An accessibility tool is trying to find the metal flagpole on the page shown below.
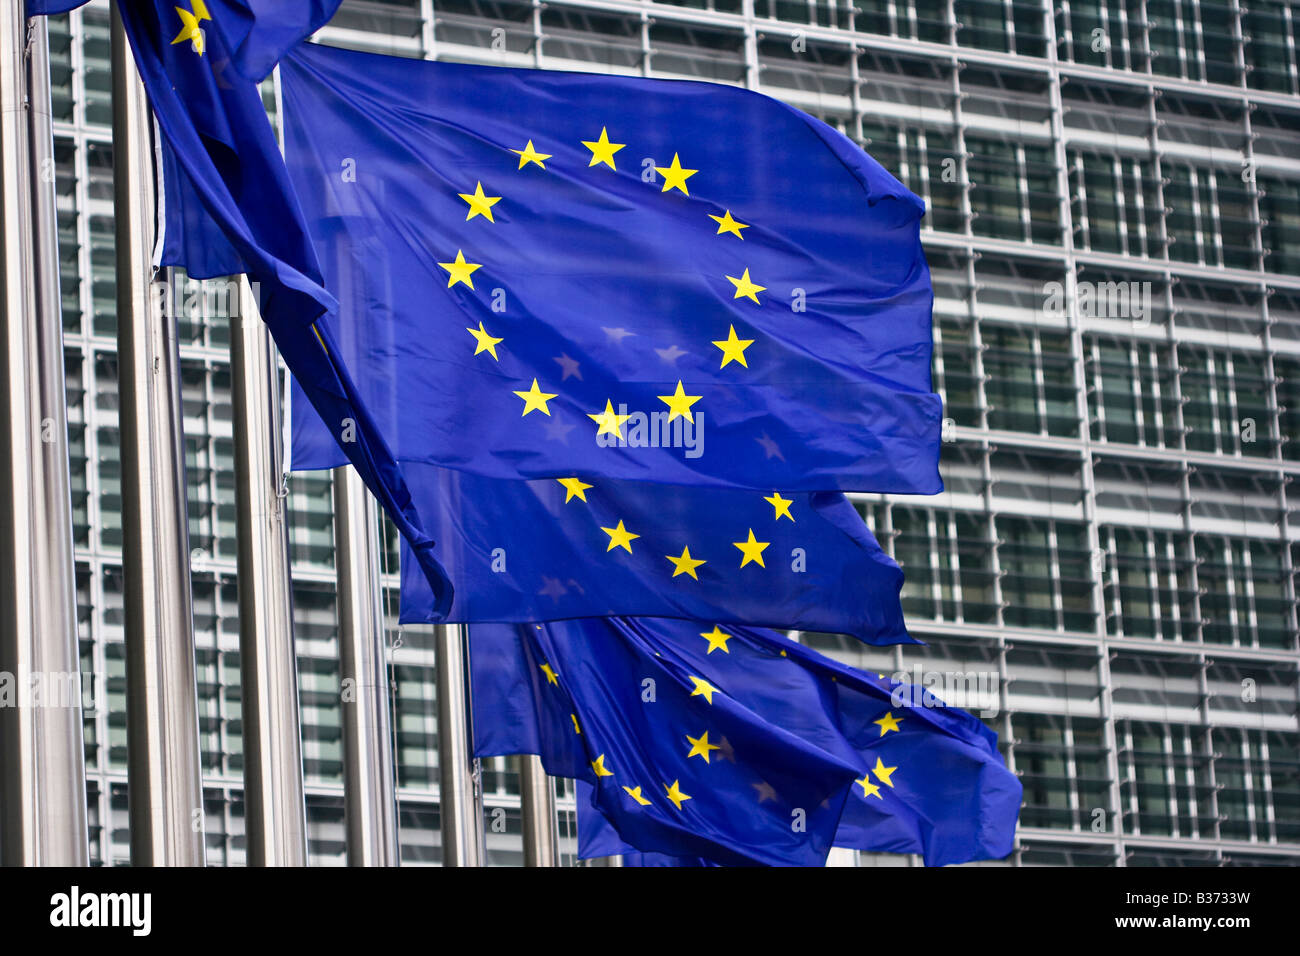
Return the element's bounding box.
[110,3,206,867]
[231,278,308,866]
[519,755,557,866]
[334,465,400,866]
[0,6,89,867]
[323,191,400,866]
[437,623,484,865]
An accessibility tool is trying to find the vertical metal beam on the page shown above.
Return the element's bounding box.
[1043,4,1128,866]
[334,465,400,866]
[231,278,307,866]
[437,623,483,866]
[111,3,206,867]
[519,754,557,866]
[0,6,89,867]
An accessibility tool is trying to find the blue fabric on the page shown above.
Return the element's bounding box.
[28,2,341,80]
[395,463,911,643]
[471,620,858,866]
[118,0,452,614]
[575,784,717,867]
[26,0,88,14]
[280,42,942,494]
[199,1,343,80]
[473,617,1022,867]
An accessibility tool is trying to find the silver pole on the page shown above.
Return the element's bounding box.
[0,7,89,867]
[110,3,205,867]
[436,623,483,866]
[334,465,400,866]
[231,278,308,866]
[519,755,557,867]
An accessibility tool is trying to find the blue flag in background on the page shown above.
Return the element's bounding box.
[472,617,1022,867]
[111,0,453,613]
[280,42,941,494]
[194,1,344,80]
[29,1,333,81]
[472,619,859,866]
[395,463,911,643]
[26,0,88,14]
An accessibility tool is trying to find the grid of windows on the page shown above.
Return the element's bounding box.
[41,0,1300,865]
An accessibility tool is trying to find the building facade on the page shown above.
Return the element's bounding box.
[46,0,1299,865]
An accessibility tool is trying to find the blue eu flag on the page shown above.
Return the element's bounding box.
[472,619,858,866]
[280,42,941,495]
[393,463,911,643]
[111,0,453,613]
[26,1,88,14]
[30,1,337,81]
[472,617,1022,867]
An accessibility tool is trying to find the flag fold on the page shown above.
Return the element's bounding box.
[472,617,1022,867]
[115,0,452,614]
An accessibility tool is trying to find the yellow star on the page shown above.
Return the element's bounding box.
[438,249,481,290]
[872,757,898,788]
[465,321,503,360]
[570,713,581,735]
[588,399,631,438]
[712,325,754,369]
[688,676,718,704]
[656,380,702,424]
[686,730,721,763]
[458,181,501,222]
[764,492,795,522]
[855,774,883,800]
[666,545,706,580]
[513,378,557,417]
[733,529,770,568]
[727,268,766,304]
[556,477,593,503]
[539,662,559,685]
[600,519,639,554]
[582,127,625,169]
[699,625,731,654]
[511,139,551,170]
[654,153,698,195]
[709,209,749,239]
[171,1,210,55]
[591,754,614,777]
[623,785,652,806]
[663,780,692,810]
[874,711,903,736]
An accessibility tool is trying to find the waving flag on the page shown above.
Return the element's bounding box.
[110,0,452,613]
[472,620,858,866]
[394,463,910,643]
[280,42,941,494]
[472,617,1022,867]
[29,1,336,81]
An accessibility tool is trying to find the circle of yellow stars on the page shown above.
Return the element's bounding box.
[436,124,772,445]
